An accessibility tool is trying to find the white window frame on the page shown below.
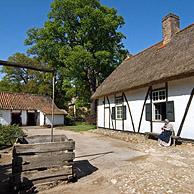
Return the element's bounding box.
[152,89,166,102]
[116,106,123,119]
[152,89,167,121]
[115,96,123,120]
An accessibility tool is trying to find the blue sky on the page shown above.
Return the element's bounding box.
[0,0,194,60]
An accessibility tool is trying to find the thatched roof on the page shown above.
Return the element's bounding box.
[0,92,67,115]
[92,23,194,99]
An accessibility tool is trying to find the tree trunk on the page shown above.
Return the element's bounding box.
[89,74,97,124]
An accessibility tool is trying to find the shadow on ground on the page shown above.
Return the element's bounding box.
[74,160,98,179]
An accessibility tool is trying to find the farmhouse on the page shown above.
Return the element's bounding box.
[0,92,67,126]
[92,13,194,140]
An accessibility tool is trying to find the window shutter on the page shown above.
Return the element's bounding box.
[145,103,151,121]
[122,106,127,120]
[166,101,175,122]
[111,107,115,120]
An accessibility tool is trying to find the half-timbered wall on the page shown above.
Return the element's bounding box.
[97,76,194,139]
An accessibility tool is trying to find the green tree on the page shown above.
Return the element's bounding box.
[0,53,52,96]
[25,0,128,113]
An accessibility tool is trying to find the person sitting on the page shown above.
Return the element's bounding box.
[158,119,174,147]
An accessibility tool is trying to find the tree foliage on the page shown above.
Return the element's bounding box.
[25,0,128,111]
[0,53,53,95]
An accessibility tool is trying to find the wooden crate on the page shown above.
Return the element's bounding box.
[12,135,75,189]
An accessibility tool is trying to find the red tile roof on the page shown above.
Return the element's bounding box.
[0,92,67,115]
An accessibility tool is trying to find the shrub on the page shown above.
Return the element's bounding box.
[0,125,24,147]
[64,115,76,126]
[85,114,97,125]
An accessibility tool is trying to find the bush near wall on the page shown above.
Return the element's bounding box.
[0,125,24,148]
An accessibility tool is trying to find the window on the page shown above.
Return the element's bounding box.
[115,96,123,104]
[154,102,166,121]
[146,88,175,122]
[116,106,123,119]
[152,89,166,121]
[152,89,166,101]
[112,96,127,120]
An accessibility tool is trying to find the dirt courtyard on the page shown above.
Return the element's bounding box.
[1,127,194,194]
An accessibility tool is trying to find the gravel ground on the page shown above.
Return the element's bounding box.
[1,127,194,194]
[92,128,194,194]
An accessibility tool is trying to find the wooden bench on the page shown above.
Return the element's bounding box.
[144,132,180,146]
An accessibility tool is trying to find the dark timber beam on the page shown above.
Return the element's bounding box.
[104,96,105,128]
[123,92,135,132]
[114,94,116,130]
[107,97,114,129]
[138,86,151,133]
[122,93,124,130]
[150,86,153,132]
[0,60,54,73]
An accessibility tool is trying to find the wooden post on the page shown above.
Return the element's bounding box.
[150,86,153,132]
[51,74,55,142]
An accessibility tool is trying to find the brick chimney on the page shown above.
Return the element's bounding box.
[162,13,180,45]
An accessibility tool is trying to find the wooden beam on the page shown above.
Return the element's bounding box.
[138,87,151,133]
[122,93,124,130]
[150,87,153,132]
[104,96,105,128]
[123,92,135,132]
[14,141,75,154]
[0,60,54,73]
[107,96,114,129]
[13,152,75,172]
[13,166,72,185]
[114,94,116,130]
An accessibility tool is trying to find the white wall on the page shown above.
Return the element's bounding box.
[0,110,11,125]
[97,76,194,139]
[45,114,64,126]
[39,112,45,126]
[21,111,27,125]
[97,98,104,128]
[97,89,150,132]
[168,77,194,139]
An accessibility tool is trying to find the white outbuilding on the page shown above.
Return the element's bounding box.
[92,13,194,140]
[0,92,67,126]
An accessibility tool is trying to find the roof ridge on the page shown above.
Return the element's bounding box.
[125,23,194,62]
[0,91,49,98]
[92,20,194,99]
[176,23,194,35]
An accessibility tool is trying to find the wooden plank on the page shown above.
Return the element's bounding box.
[33,175,69,185]
[13,152,75,172]
[13,166,72,185]
[14,141,75,154]
[25,135,68,144]
[21,166,73,181]
[23,166,72,180]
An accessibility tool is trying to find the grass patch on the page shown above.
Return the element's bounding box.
[64,122,96,132]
